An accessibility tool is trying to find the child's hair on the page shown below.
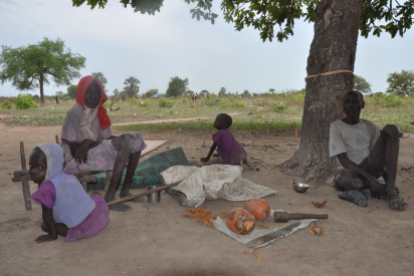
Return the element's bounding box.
[216,113,232,129]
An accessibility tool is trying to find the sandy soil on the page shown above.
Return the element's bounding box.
[1,125,414,276]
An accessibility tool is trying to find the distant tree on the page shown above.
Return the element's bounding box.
[124,76,140,97]
[55,91,64,97]
[242,90,250,97]
[165,76,189,97]
[199,90,208,97]
[119,91,127,101]
[386,70,414,96]
[353,75,372,94]
[184,90,193,97]
[91,72,107,85]
[113,89,119,97]
[269,88,276,94]
[0,38,85,104]
[145,89,158,98]
[219,87,226,96]
[67,84,78,98]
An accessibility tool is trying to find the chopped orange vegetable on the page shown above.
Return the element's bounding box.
[219,211,229,218]
[183,206,216,227]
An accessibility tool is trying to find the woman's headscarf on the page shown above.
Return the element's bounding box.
[75,76,111,130]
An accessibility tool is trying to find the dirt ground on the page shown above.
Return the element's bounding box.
[1,125,413,276]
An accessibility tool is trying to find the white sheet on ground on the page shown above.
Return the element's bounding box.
[161,165,277,207]
[212,209,317,247]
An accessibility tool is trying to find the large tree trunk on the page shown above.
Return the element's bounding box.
[39,74,44,104]
[278,0,364,185]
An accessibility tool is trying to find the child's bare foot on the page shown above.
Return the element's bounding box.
[120,191,145,203]
[104,193,132,212]
[245,158,254,171]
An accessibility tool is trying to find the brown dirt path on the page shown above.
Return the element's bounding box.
[1,125,414,275]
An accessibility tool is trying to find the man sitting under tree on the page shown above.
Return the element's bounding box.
[329,91,407,211]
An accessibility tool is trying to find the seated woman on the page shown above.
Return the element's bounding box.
[61,75,146,212]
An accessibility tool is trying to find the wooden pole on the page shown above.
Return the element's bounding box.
[55,135,59,144]
[107,180,182,206]
[20,142,32,211]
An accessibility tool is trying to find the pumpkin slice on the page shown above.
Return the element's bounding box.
[244,199,270,221]
[226,207,255,235]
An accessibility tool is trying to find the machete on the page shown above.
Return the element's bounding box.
[245,222,300,248]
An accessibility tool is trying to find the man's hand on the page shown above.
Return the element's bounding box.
[200,157,209,164]
[367,176,384,199]
[74,140,92,164]
[35,234,57,243]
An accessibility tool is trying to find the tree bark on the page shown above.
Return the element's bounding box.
[278,0,364,185]
[40,74,44,104]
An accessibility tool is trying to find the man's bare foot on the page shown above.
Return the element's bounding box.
[120,191,145,203]
[104,193,132,212]
[387,193,407,211]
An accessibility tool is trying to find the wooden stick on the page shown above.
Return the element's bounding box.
[20,142,32,211]
[55,135,59,144]
[107,181,182,206]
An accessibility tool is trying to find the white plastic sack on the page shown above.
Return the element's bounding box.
[161,165,277,207]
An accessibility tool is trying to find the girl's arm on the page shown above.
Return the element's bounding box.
[35,204,57,243]
[200,142,217,164]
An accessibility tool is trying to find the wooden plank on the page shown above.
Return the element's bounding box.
[20,142,32,211]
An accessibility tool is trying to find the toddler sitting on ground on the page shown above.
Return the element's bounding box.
[201,113,253,170]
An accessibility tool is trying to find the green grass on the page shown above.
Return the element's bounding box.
[116,120,301,134]
[1,94,413,134]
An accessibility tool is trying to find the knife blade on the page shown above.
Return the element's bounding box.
[245,222,300,248]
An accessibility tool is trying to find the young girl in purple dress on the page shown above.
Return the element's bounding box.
[201,113,253,170]
[29,143,109,243]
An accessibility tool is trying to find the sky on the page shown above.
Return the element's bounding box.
[1,0,413,97]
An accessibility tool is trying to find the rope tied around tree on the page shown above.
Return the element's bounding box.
[305,70,354,82]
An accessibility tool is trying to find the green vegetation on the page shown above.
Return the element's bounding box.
[15,94,38,109]
[0,38,86,104]
[1,93,414,134]
[386,70,414,96]
[354,75,372,94]
[166,76,188,97]
[0,100,12,109]
[158,97,174,108]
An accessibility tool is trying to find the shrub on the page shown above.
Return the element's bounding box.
[15,94,38,109]
[0,100,13,109]
[384,94,404,107]
[273,101,287,112]
[127,97,139,105]
[142,99,153,107]
[158,97,174,108]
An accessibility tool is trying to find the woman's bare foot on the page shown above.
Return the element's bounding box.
[120,191,145,203]
[104,193,132,212]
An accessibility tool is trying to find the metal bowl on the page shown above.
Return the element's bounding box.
[177,191,198,208]
[292,182,310,193]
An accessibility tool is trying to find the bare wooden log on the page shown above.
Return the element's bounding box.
[20,142,32,211]
[13,170,29,178]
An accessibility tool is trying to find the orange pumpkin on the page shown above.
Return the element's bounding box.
[244,199,270,221]
[226,207,255,235]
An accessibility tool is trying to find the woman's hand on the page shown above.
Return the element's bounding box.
[74,140,92,164]
[34,234,57,243]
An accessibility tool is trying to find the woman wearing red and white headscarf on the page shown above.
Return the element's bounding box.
[61,76,146,212]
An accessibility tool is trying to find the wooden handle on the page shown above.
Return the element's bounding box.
[107,181,182,206]
[289,213,329,220]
